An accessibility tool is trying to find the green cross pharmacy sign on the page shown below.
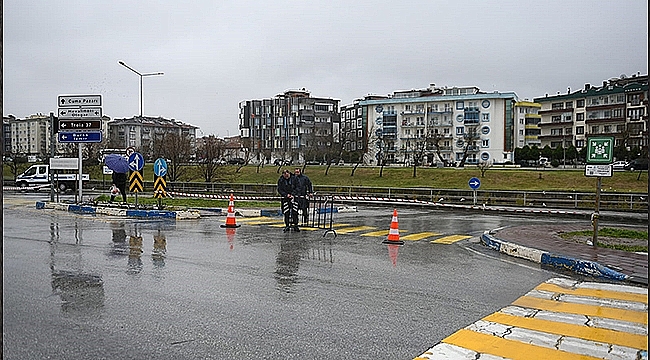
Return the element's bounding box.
[586,137,614,164]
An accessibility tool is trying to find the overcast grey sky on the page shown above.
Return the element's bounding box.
[3,0,648,137]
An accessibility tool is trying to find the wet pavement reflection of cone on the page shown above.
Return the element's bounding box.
[221,193,241,228]
[382,209,404,245]
[387,244,399,267]
[226,228,236,250]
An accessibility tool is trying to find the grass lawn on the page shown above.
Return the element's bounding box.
[5,163,648,193]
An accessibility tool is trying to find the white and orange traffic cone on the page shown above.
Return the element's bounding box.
[221,194,241,228]
[382,209,404,245]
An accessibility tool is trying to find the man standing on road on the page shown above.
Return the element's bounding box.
[277,169,299,232]
[293,167,313,225]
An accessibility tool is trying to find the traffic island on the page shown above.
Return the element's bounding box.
[35,201,201,220]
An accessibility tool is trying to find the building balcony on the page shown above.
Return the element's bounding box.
[401,110,425,115]
[584,116,625,124]
[539,108,569,115]
[428,107,453,113]
[430,121,453,127]
[585,104,624,111]
[464,119,480,125]
[538,120,573,127]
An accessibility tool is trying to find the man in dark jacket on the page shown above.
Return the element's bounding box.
[277,170,299,232]
[110,171,128,203]
[293,167,313,224]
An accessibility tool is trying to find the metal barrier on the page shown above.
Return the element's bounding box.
[303,195,336,237]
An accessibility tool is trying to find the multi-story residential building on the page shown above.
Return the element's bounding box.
[535,74,647,153]
[3,116,14,156]
[107,116,198,160]
[513,101,542,148]
[8,113,52,157]
[355,84,518,165]
[238,89,340,163]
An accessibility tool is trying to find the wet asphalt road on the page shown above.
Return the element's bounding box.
[3,194,591,359]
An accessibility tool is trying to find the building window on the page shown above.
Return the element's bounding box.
[481,126,490,135]
[456,101,464,110]
[456,127,464,135]
[591,126,599,134]
[482,113,490,122]
[551,102,564,110]
[481,152,490,161]
[603,125,611,133]
[576,99,585,107]
[576,113,584,121]
[575,139,584,147]
[565,101,573,109]
[481,139,489,148]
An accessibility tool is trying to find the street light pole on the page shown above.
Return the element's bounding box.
[118,61,164,117]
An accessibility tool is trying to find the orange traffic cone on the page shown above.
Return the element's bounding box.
[221,194,241,228]
[382,209,404,245]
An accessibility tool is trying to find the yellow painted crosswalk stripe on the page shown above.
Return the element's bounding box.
[401,232,439,241]
[513,296,648,325]
[431,235,471,244]
[535,283,649,304]
[236,216,270,222]
[244,219,284,225]
[360,230,390,237]
[442,328,602,360]
[484,312,648,350]
[360,229,410,237]
[336,226,376,234]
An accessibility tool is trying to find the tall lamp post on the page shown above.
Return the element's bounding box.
[118,61,164,117]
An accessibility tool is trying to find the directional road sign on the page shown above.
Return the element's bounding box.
[468,177,481,190]
[128,152,144,172]
[153,158,168,177]
[58,107,102,119]
[586,136,614,164]
[58,131,103,143]
[58,119,102,131]
[58,95,102,107]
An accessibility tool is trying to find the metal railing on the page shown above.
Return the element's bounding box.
[80,181,648,212]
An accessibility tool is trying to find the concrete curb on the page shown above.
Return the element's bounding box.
[480,232,630,282]
[35,201,200,220]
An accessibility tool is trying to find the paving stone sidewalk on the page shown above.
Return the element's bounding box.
[494,224,648,285]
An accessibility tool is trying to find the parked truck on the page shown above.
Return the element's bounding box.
[15,164,90,191]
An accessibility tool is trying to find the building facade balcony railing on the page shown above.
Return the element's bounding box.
[584,116,626,124]
[401,110,425,115]
[539,108,570,115]
[430,121,453,126]
[428,108,453,113]
[538,120,573,127]
[585,104,625,111]
[464,119,480,125]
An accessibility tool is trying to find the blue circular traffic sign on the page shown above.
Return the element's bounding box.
[128,152,144,171]
[468,177,481,190]
[154,158,168,177]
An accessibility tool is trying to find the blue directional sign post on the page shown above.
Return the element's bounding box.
[468,177,481,205]
[153,158,168,206]
[128,152,145,207]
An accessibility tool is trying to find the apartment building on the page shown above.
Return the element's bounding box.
[238,89,340,163]
[107,116,198,160]
[8,114,51,157]
[513,101,542,148]
[355,84,518,165]
[534,74,648,152]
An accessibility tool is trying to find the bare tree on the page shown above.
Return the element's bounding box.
[458,127,480,167]
[477,160,493,177]
[428,132,449,167]
[153,132,193,182]
[197,135,226,182]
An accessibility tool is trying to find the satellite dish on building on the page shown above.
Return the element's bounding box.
[620,74,627,79]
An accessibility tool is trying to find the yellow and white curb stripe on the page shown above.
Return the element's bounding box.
[415,278,648,360]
